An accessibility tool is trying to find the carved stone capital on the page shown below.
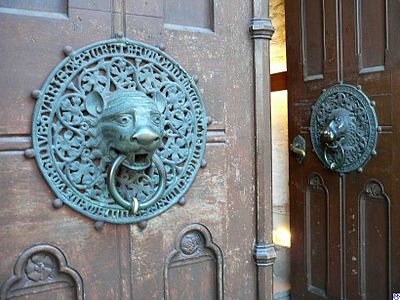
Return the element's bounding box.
[253,243,277,266]
[249,18,275,40]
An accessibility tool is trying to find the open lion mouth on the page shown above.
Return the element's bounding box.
[122,152,152,171]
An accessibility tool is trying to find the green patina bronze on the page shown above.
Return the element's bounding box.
[310,84,378,173]
[32,37,207,223]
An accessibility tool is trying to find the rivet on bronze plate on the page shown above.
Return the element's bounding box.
[31,89,41,100]
[357,85,362,90]
[178,197,186,206]
[62,45,74,57]
[201,159,207,168]
[94,221,105,231]
[207,116,213,126]
[370,100,376,107]
[357,167,363,173]
[24,148,35,159]
[138,221,148,230]
[115,31,124,39]
[158,43,166,51]
[372,149,377,156]
[52,198,63,209]
[192,74,199,83]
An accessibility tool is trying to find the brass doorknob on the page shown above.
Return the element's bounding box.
[290,135,306,164]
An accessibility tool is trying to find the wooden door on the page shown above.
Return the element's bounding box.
[287,0,400,299]
[0,1,274,299]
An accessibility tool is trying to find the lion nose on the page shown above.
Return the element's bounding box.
[131,128,159,145]
[320,129,336,143]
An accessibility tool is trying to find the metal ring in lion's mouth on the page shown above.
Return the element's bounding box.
[122,152,153,171]
[323,142,346,171]
[106,154,167,213]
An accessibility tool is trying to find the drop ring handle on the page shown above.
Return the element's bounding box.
[107,154,167,214]
[323,143,345,170]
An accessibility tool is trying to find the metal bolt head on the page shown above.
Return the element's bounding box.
[24,148,35,159]
[178,197,186,206]
[377,126,382,132]
[192,74,199,83]
[31,89,41,100]
[63,45,74,56]
[115,31,124,39]
[200,159,207,168]
[52,198,63,209]
[370,100,376,107]
[158,43,166,51]
[371,149,377,156]
[94,221,105,231]
[357,167,363,173]
[138,221,148,230]
[207,116,213,126]
[357,85,362,90]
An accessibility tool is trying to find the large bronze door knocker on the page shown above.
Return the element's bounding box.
[31,34,207,224]
[309,84,379,173]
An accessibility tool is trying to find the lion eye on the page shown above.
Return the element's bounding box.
[151,113,161,125]
[114,115,133,126]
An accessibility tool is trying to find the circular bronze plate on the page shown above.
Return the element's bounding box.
[310,84,378,173]
[32,38,207,223]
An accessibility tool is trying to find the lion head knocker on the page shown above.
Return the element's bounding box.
[320,108,356,170]
[85,90,168,213]
[32,37,207,224]
[310,84,378,173]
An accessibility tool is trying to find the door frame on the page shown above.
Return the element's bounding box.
[250,0,277,298]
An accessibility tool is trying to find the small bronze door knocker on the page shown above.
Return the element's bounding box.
[31,34,207,224]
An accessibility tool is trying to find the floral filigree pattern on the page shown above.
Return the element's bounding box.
[33,38,207,223]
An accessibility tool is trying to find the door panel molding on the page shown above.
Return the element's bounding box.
[163,223,223,300]
[300,0,325,81]
[305,173,329,297]
[0,244,84,300]
[355,0,388,73]
[359,179,391,300]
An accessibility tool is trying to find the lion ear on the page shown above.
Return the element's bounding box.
[86,90,105,116]
[154,91,167,113]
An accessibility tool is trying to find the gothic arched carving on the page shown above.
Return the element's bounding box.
[164,223,223,299]
[0,244,83,300]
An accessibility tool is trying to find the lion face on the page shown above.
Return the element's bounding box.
[86,90,166,170]
[320,108,355,144]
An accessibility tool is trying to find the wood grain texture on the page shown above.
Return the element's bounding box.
[0,0,264,299]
